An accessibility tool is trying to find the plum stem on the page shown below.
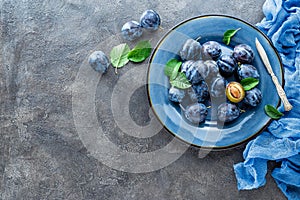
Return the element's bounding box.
[179,103,186,112]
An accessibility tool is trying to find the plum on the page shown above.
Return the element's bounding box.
[140,10,161,31]
[188,81,209,103]
[179,39,202,61]
[121,21,143,41]
[201,41,222,60]
[217,54,238,77]
[237,64,260,80]
[217,103,240,123]
[233,44,254,64]
[168,86,185,103]
[184,103,208,124]
[244,88,262,107]
[88,51,110,73]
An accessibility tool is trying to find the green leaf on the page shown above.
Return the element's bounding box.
[110,43,130,68]
[223,28,241,45]
[264,104,284,119]
[241,77,259,91]
[164,58,181,77]
[170,62,182,80]
[170,72,191,89]
[127,40,152,62]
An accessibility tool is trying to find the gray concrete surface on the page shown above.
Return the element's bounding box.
[0,0,287,199]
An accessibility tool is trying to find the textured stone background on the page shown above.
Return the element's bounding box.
[0,0,286,199]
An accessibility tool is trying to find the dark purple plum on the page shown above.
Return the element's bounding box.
[88,51,110,73]
[237,64,260,80]
[188,81,209,103]
[204,60,219,78]
[140,10,161,31]
[217,54,238,77]
[244,88,262,107]
[209,74,226,98]
[121,21,143,41]
[184,103,208,124]
[201,41,222,60]
[181,60,194,73]
[184,62,204,84]
[233,44,254,64]
[192,60,209,80]
[168,86,185,103]
[217,103,240,123]
[179,39,202,61]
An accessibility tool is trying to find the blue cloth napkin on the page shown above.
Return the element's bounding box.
[233,0,300,199]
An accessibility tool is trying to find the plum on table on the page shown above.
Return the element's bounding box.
[140,9,161,31]
[88,51,110,73]
[121,20,143,41]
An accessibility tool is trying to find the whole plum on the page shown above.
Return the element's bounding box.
[209,74,226,98]
[217,103,240,123]
[201,41,222,60]
[88,51,110,73]
[181,60,194,74]
[168,86,185,103]
[233,44,254,64]
[191,60,209,80]
[121,21,143,41]
[244,88,262,107]
[140,10,161,31]
[237,64,260,80]
[188,81,209,103]
[217,54,237,77]
[179,39,202,61]
[184,103,208,124]
[204,60,219,78]
[184,61,203,84]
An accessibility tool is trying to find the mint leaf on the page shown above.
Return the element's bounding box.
[170,62,182,80]
[110,43,130,68]
[127,40,152,62]
[223,28,241,45]
[241,77,259,91]
[164,58,181,77]
[264,104,284,119]
[170,72,191,89]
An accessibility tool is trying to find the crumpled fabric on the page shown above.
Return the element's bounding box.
[233,0,300,199]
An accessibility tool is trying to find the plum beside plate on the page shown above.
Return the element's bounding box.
[147,15,283,149]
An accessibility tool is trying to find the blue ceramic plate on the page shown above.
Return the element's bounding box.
[147,15,284,149]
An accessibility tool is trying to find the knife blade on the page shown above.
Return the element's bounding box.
[255,38,292,111]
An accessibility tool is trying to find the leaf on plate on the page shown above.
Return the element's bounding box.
[127,40,152,62]
[170,62,182,81]
[164,58,181,77]
[110,43,130,68]
[241,77,259,91]
[264,104,284,119]
[223,28,241,45]
[170,72,191,89]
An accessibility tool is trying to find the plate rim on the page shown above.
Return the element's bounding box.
[146,14,284,150]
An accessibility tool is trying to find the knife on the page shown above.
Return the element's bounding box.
[255,38,293,111]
